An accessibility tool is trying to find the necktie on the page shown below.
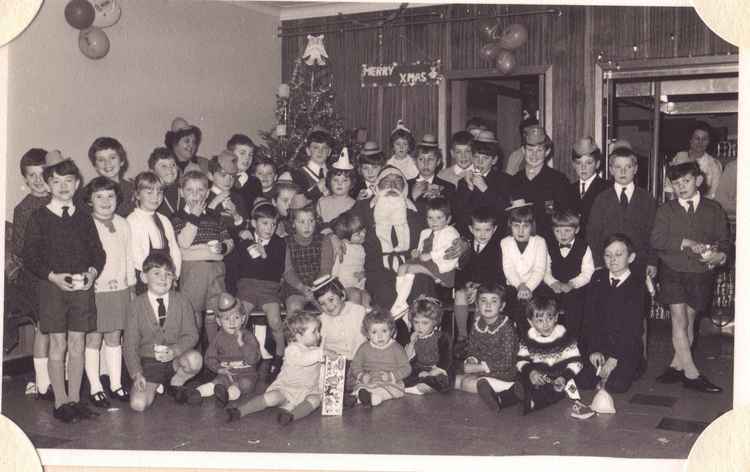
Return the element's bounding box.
[687,200,695,216]
[62,206,71,219]
[610,278,619,288]
[580,181,586,198]
[422,231,435,254]
[619,189,628,209]
[152,213,168,250]
[157,298,166,327]
[475,241,481,252]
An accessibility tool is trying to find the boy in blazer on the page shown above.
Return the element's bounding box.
[568,137,608,238]
[124,253,203,411]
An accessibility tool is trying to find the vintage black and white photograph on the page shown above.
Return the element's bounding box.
[0,0,742,469]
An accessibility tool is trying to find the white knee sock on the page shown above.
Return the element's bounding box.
[104,345,123,390]
[228,385,241,401]
[197,382,215,397]
[84,348,104,394]
[33,357,50,393]
[391,274,414,316]
[99,345,109,377]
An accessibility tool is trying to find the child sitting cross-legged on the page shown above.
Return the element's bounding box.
[124,253,203,411]
[517,295,583,415]
[403,296,454,395]
[188,293,261,406]
[226,312,324,426]
[455,284,520,414]
[346,310,411,408]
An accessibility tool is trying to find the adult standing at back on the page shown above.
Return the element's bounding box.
[510,125,571,240]
[164,117,210,176]
[666,122,722,199]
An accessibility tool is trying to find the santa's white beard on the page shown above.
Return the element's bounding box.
[373,194,408,226]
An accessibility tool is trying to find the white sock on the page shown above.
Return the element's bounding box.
[99,345,109,377]
[405,385,426,395]
[197,382,215,397]
[33,357,51,393]
[228,385,241,401]
[104,345,123,391]
[85,348,104,394]
[391,274,414,315]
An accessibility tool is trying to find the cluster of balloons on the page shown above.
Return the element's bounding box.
[478,22,528,75]
[64,0,121,60]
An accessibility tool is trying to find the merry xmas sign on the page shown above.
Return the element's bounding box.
[361,60,442,88]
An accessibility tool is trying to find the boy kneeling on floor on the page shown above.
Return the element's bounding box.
[124,253,203,412]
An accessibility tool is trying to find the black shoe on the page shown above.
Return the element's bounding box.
[267,356,284,381]
[214,384,229,407]
[476,379,502,413]
[498,389,521,408]
[656,367,685,384]
[109,387,129,402]
[357,389,372,408]
[683,375,723,393]
[185,388,203,406]
[343,394,358,409]
[226,407,241,423]
[52,403,80,423]
[89,391,111,409]
[70,402,99,419]
[172,386,189,403]
[36,388,55,402]
[277,410,294,426]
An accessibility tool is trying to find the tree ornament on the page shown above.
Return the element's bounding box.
[495,49,516,74]
[498,23,528,50]
[65,0,95,30]
[91,0,121,28]
[302,34,329,66]
[79,26,110,59]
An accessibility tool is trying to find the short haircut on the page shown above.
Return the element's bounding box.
[603,232,634,255]
[332,211,365,240]
[359,150,386,167]
[227,133,255,150]
[361,309,396,338]
[253,156,277,173]
[476,283,507,305]
[451,130,474,150]
[389,129,416,154]
[307,130,334,148]
[134,171,164,192]
[43,159,80,182]
[20,148,47,176]
[142,252,176,274]
[179,170,209,189]
[289,203,317,224]
[82,176,123,208]
[470,206,497,226]
[551,209,581,229]
[325,167,355,190]
[426,196,451,219]
[409,297,442,325]
[507,206,536,234]
[312,277,346,301]
[473,141,500,159]
[251,200,279,220]
[283,312,320,343]
[416,146,443,169]
[147,147,176,170]
[571,148,602,163]
[88,137,128,176]
[666,161,702,181]
[207,156,225,174]
[609,147,638,167]
[691,121,712,138]
[525,294,559,320]
[164,126,202,151]
[272,180,299,199]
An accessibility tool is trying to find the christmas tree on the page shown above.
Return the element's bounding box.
[258,35,347,170]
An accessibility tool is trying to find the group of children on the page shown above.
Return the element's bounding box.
[10,116,730,426]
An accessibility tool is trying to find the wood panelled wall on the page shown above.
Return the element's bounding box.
[281,5,737,180]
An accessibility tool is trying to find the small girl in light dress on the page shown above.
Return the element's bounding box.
[331,211,369,308]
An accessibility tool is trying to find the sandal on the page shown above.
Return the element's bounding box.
[89,391,111,409]
[110,387,130,402]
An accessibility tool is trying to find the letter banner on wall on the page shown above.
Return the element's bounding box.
[360,60,442,88]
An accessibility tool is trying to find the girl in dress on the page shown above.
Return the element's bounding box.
[316,151,356,223]
[403,296,454,394]
[83,177,135,407]
[227,312,323,425]
[330,211,369,308]
[386,120,418,180]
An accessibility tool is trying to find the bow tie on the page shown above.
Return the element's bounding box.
[559,243,572,249]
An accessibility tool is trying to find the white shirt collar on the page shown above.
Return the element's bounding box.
[678,192,701,212]
[147,291,169,320]
[237,172,248,187]
[306,161,325,176]
[581,174,597,187]
[614,182,635,199]
[417,174,434,183]
[47,199,76,217]
[608,269,631,286]
[255,232,271,245]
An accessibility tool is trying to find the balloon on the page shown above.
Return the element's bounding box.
[495,49,516,75]
[91,0,121,28]
[79,27,110,60]
[499,23,528,50]
[479,42,502,62]
[477,18,498,41]
[64,0,95,30]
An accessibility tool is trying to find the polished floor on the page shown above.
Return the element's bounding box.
[1,322,733,458]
